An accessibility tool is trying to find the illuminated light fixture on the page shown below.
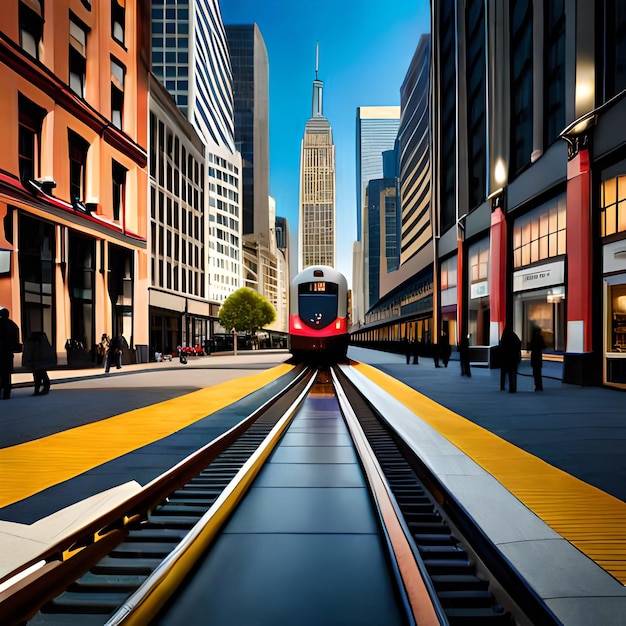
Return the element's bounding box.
[494,160,507,186]
[292,319,303,330]
[335,320,342,330]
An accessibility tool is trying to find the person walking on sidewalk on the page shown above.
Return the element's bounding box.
[459,334,471,377]
[500,325,522,392]
[440,329,451,367]
[402,337,411,364]
[105,334,123,373]
[22,331,55,395]
[411,338,419,364]
[0,308,21,399]
[530,326,545,391]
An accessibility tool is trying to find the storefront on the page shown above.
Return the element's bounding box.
[602,240,626,387]
[467,239,490,346]
[512,260,566,352]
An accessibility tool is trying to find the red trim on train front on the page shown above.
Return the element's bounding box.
[289,314,347,337]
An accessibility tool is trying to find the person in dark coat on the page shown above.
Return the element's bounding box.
[402,337,411,364]
[105,334,123,373]
[0,308,21,399]
[530,326,545,391]
[22,331,55,395]
[440,329,451,367]
[411,338,419,364]
[459,334,471,377]
[500,325,522,392]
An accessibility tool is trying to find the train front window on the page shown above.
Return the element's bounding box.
[298,282,338,329]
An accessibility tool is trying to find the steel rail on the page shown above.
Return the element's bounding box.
[0,365,313,625]
[104,368,317,625]
[331,366,446,626]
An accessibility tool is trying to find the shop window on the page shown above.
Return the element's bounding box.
[112,0,126,45]
[608,284,626,353]
[20,0,43,60]
[112,160,127,222]
[601,176,626,237]
[68,130,89,204]
[69,16,87,98]
[111,57,125,129]
[513,196,566,268]
[18,94,46,184]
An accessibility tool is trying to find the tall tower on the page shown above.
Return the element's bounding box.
[298,44,336,271]
[151,0,242,303]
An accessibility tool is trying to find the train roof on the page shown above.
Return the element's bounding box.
[292,265,347,285]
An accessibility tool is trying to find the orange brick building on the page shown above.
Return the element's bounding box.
[0,0,150,365]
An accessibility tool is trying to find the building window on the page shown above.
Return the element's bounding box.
[544,0,566,145]
[69,16,87,98]
[111,57,125,129]
[18,94,46,184]
[112,161,127,222]
[510,0,533,176]
[602,0,626,100]
[19,0,43,60]
[466,0,487,210]
[513,195,566,268]
[68,130,89,204]
[112,0,125,45]
[601,176,626,237]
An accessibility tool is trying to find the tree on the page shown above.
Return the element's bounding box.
[218,287,276,334]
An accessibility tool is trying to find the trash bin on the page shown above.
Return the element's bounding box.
[135,344,149,364]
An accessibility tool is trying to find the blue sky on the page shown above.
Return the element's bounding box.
[219,0,431,284]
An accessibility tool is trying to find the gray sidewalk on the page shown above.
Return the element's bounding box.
[347,346,626,504]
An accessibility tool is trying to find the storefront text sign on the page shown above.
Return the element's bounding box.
[513,260,564,292]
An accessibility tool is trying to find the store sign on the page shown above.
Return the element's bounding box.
[513,260,564,292]
[470,280,489,299]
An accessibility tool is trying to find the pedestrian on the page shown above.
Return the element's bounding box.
[402,337,411,364]
[0,307,21,399]
[22,331,55,395]
[499,325,522,392]
[530,326,545,391]
[105,334,123,373]
[459,334,471,377]
[97,333,109,366]
[433,338,441,367]
[412,338,419,364]
[440,329,451,367]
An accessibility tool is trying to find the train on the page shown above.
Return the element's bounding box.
[289,265,350,361]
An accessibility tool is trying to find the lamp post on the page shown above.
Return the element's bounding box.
[233,328,237,356]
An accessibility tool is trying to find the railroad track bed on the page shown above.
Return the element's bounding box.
[1,365,558,625]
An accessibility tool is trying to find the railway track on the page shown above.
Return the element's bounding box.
[1,365,559,625]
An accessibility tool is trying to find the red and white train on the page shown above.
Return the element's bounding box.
[289,265,349,361]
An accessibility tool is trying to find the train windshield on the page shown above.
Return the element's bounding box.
[298,282,338,329]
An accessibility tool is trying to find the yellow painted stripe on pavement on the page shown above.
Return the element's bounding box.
[353,361,626,584]
[0,364,293,508]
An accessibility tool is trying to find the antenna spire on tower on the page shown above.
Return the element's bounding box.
[315,41,319,79]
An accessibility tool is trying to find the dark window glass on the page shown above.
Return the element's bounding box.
[68,130,89,203]
[510,0,533,176]
[602,0,626,99]
[112,0,125,45]
[18,94,46,184]
[545,0,565,144]
[112,161,127,222]
[69,17,87,98]
[19,1,43,60]
[466,0,487,210]
[298,282,339,330]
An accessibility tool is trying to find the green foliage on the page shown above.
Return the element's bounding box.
[218,287,276,334]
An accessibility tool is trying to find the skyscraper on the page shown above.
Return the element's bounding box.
[298,45,336,271]
[356,106,401,242]
[151,0,242,304]
[226,24,269,238]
